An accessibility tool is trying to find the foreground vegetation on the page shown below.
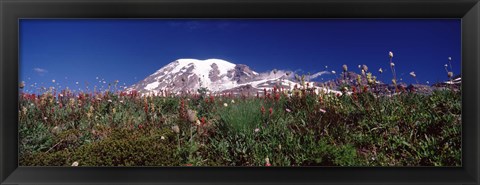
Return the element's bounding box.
[19,83,461,166]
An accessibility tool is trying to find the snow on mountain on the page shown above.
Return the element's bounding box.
[129,58,343,96]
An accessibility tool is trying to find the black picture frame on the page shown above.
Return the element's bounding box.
[1,0,479,184]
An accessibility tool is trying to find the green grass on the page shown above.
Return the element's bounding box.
[18,88,461,166]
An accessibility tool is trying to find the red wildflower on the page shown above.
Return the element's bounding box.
[261,106,265,115]
[138,124,143,129]
[209,95,214,103]
[274,93,280,101]
[363,86,368,93]
[269,107,273,116]
[144,102,149,113]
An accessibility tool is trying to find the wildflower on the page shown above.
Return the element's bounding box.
[231,99,235,104]
[390,62,395,67]
[52,79,56,83]
[358,65,361,69]
[261,106,265,115]
[119,100,124,103]
[426,81,430,84]
[107,99,112,103]
[161,136,166,140]
[43,117,47,121]
[319,108,326,113]
[378,68,383,74]
[269,107,273,116]
[409,71,416,78]
[448,57,452,61]
[265,157,271,166]
[285,108,291,113]
[71,161,79,166]
[138,124,143,129]
[254,128,260,133]
[172,125,180,134]
[196,120,201,126]
[361,69,366,76]
[389,51,394,58]
[448,72,453,78]
[331,70,336,74]
[76,82,79,85]
[444,64,448,68]
[342,64,348,72]
[223,103,228,107]
[363,86,369,93]
[112,108,116,114]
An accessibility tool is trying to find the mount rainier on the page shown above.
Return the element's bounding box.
[128,58,339,96]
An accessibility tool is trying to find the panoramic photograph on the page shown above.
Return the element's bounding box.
[18,19,461,167]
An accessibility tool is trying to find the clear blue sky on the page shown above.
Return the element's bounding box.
[20,19,461,93]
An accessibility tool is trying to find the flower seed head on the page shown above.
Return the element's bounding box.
[187,109,198,123]
[71,161,79,166]
[448,72,453,78]
[19,81,25,89]
[362,64,368,72]
[389,51,394,58]
[409,71,416,78]
[172,125,180,134]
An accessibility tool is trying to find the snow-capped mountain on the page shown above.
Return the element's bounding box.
[128,58,341,96]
